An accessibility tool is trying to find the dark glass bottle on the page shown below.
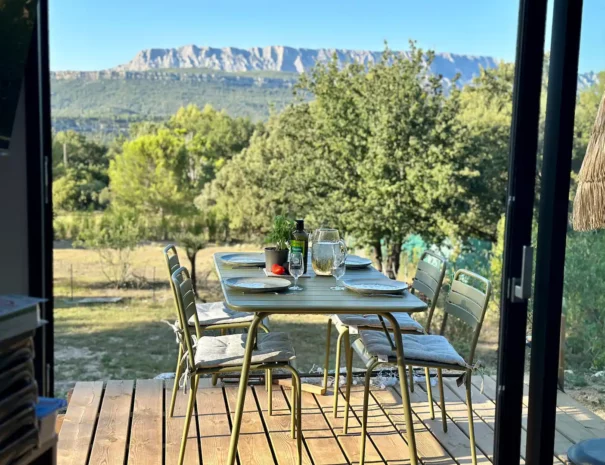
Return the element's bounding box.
[291,219,309,273]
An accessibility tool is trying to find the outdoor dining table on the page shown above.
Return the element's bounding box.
[214,252,428,465]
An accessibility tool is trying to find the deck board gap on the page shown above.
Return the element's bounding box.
[124,381,136,465]
[279,386,316,465]
[335,387,391,465]
[312,389,366,465]
[85,382,106,465]
[391,383,493,464]
[220,386,240,465]
[367,388,460,465]
[414,380,497,462]
[251,384,280,464]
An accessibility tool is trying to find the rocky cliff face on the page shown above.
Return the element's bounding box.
[108,45,499,86]
[54,45,598,90]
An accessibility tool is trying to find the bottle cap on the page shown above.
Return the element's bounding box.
[296,219,304,231]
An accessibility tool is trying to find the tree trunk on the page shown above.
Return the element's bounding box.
[160,209,168,241]
[371,240,383,272]
[188,251,198,297]
[385,240,402,280]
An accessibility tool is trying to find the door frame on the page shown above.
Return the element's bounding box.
[526,0,584,463]
[25,0,54,397]
[494,0,548,463]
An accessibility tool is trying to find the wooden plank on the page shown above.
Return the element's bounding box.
[128,379,163,465]
[419,380,495,462]
[392,384,492,465]
[314,387,384,464]
[553,390,605,437]
[298,390,348,465]
[346,385,411,464]
[224,385,276,465]
[165,382,200,465]
[197,387,232,465]
[88,380,133,465]
[370,386,457,465]
[519,375,605,439]
[58,381,104,465]
[255,385,313,465]
[470,376,564,464]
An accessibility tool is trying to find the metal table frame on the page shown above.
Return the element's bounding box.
[214,252,428,465]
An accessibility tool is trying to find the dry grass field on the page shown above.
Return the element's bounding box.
[53,242,500,398]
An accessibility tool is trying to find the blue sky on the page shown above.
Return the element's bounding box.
[50,0,604,73]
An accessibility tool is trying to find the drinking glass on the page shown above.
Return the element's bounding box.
[330,244,347,290]
[289,251,304,291]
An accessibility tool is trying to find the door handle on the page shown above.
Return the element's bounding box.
[511,246,533,302]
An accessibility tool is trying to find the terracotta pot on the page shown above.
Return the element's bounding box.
[264,247,289,270]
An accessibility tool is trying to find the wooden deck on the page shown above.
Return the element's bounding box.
[57,375,604,465]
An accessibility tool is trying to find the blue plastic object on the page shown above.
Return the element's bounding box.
[568,439,605,465]
[35,397,67,419]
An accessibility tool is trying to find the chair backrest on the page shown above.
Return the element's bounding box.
[411,250,447,330]
[171,266,201,368]
[443,269,491,364]
[163,244,181,280]
[163,245,190,329]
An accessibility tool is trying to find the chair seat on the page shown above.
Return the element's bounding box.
[331,313,424,333]
[354,331,467,368]
[194,332,295,369]
[188,301,255,327]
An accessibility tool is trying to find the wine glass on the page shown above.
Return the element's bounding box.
[289,251,304,291]
[330,244,347,290]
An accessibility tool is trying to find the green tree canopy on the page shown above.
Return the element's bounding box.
[108,129,191,237]
[168,104,257,189]
[52,130,109,211]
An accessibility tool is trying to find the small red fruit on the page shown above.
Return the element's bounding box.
[271,264,286,275]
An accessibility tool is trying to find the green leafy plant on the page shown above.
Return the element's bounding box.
[266,216,294,251]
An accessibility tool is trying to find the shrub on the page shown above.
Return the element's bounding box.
[563,230,605,370]
[75,211,141,288]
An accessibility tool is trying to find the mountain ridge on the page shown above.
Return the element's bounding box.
[105,45,502,88]
[50,44,600,138]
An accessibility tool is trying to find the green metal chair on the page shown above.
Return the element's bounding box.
[163,244,271,417]
[171,266,302,465]
[349,269,491,465]
[322,250,447,421]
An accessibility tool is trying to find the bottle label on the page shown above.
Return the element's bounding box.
[291,240,306,255]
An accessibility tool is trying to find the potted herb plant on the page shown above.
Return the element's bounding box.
[265,216,294,270]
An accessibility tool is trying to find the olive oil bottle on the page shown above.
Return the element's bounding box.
[291,219,309,273]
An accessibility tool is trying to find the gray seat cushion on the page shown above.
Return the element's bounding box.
[188,301,255,326]
[357,331,467,367]
[194,332,295,368]
[331,313,424,333]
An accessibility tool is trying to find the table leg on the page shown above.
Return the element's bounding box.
[226,313,267,465]
[380,312,418,465]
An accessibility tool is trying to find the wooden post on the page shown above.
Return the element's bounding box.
[152,267,156,303]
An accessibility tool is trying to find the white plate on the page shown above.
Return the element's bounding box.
[345,255,373,269]
[342,278,408,295]
[221,253,265,267]
[224,277,292,293]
